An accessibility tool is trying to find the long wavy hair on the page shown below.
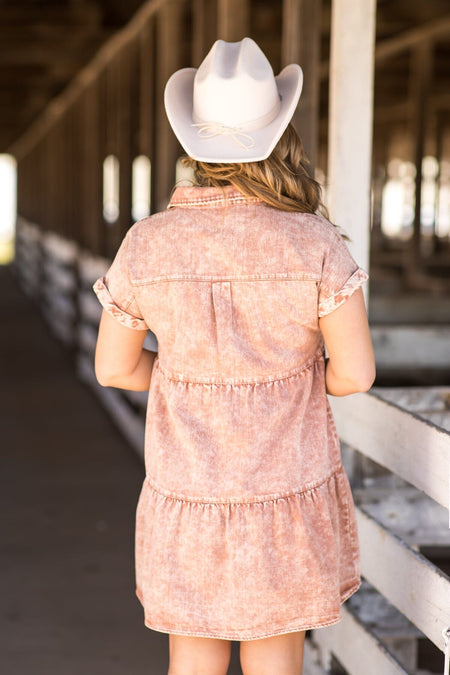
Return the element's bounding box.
[182,123,329,218]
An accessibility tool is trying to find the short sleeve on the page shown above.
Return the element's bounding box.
[93,233,148,330]
[318,228,369,318]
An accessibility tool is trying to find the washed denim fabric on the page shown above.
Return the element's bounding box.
[93,185,368,640]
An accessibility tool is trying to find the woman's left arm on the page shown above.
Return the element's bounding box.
[95,310,156,391]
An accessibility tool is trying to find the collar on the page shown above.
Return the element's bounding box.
[167,185,262,209]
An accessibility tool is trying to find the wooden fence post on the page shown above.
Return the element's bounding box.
[327,0,376,279]
[282,0,322,172]
[217,0,250,42]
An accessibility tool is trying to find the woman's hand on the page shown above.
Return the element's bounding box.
[319,288,376,396]
[94,310,156,391]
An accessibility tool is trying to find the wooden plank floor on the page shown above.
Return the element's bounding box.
[0,266,243,674]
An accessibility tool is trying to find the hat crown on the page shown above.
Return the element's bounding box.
[193,38,280,129]
[163,37,303,163]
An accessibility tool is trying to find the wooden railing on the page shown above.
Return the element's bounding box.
[306,392,450,674]
[14,217,450,675]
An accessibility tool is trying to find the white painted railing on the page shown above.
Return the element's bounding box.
[15,217,79,347]
[306,392,450,675]
[330,392,449,512]
[14,219,150,456]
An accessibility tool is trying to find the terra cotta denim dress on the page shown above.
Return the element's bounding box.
[93,185,368,640]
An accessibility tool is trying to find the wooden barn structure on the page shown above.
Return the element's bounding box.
[2,1,450,674]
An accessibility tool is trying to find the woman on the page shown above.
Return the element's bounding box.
[94,37,375,675]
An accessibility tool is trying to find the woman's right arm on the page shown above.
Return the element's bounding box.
[318,287,376,396]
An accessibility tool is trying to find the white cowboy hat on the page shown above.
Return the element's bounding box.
[164,37,303,163]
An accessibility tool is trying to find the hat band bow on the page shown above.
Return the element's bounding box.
[191,98,281,153]
[191,123,256,151]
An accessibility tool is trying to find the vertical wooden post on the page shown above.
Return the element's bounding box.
[192,0,218,65]
[40,140,48,227]
[60,113,70,239]
[27,145,36,224]
[327,0,376,282]
[51,124,61,232]
[38,138,46,228]
[282,0,322,172]
[408,41,433,273]
[139,17,156,212]
[63,109,73,240]
[57,121,66,236]
[30,152,37,224]
[117,47,135,242]
[16,155,30,225]
[47,125,56,231]
[16,159,24,224]
[97,71,109,256]
[104,62,116,256]
[59,121,67,237]
[81,84,104,255]
[44,139,51,228]
[70,99,85,244]
[46,129,57,231]
[434,110,445,243]
[154,0,185,212]
[55,123,64,234]
[80,100,89,244]
[73,103,85,244]
[371,129,390,252]
[217,0,250,42]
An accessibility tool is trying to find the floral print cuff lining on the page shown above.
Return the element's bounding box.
[318,268,369,318]
[93,277,149,330]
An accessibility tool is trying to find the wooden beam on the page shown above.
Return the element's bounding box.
[217,0,250,42]
[327,0,376,277]
[0,5,102,28]
[282,0,322,171]
[138,17,155,157]
[80,84,104,255]
[408,41,433,272]
[69,100,84,242]
[0,32,112,66]
[320,13,450,80]
[356,507,450,651]
[154,0,185,212]
[61,109,73,241]
[373,102,409,125]
[116,45,136,244]
[313,604,409,675]
[329,391,450,511]
[104,61,118,155]
[370,324,450,368]
[138,17,156,217]
[9,0,169,160]
[40,128,55,231]
[376,14,450,64]
[192,0,217,66]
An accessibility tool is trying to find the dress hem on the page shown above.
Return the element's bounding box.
[136,580,361,641]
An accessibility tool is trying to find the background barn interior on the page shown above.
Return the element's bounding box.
[1,1,450,674]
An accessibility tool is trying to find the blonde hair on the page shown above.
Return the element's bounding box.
[182,123,329,217]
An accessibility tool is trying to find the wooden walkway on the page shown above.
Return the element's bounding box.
[0,266,242,674]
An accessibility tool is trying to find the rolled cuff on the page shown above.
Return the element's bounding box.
[318,268,369,318]
[93,277,149,330]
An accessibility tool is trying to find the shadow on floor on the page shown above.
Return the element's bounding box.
[0,266,243,674]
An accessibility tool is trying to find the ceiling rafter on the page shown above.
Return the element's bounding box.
[2,0,450,153]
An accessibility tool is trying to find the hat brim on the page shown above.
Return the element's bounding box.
[164,64,303,163]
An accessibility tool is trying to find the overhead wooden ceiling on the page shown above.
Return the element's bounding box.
[1,0,449,153]
[0,0,149,151]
